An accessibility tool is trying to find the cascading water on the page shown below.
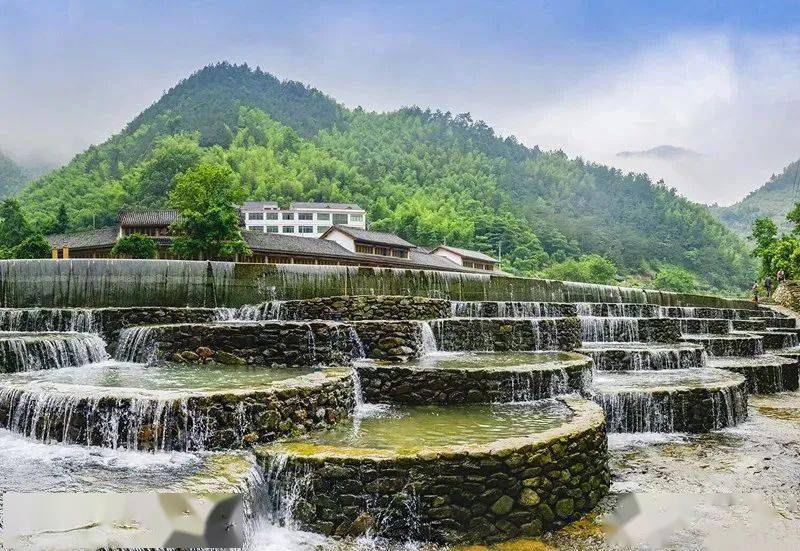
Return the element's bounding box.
[232,301,284,321]
[0,333,108,372]
[0,308,96,333]
[114,326,156,363]
[580,317,640,342]
[417,322,439,355]
[450,301,574,318]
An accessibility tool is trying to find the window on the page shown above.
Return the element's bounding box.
[265,226,279,233]
[282,213,295,220]
[391,248,408,258]
[356,244,373,254]
[317,225,331,234]
[282,226,295,233]
[299,226,313,234]
[351,214,364,222]
[265,212,278,220]
[332,213,348,225]
[298,212,313,220]
[249,225,264,232]
[248,212,264,221]
[317,212,330,221]
[375,246,389,256]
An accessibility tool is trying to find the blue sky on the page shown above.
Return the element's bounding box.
[2,1,800,204]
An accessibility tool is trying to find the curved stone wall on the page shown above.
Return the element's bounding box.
[429,318,581,352]
[255,397,609,545]
[678,319,732,335]
[117,321,357,366]
[592,368,748,433]
[708,355,800,394]
[356,353,593,404]
[682,334,764,357]
[246,296,451,321]
[0,369,354,451]
[578,343,706,371]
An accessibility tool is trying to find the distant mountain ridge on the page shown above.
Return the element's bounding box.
[14,63,755,290]
[712,159,800,237]
[617,144,701,160]
[0,151,32,198]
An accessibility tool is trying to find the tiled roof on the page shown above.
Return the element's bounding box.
[408,250,472,271]
[290,202,364,211]
[241,201,279,211]
[118,210,178,227]
[433,245,498,263]
[325,225,414,248]
[243,231,359,258]
[47,226,120,250]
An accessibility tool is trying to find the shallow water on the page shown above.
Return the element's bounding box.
[593,367,743,391]
[284,400,573,453]
[1,360,317,392]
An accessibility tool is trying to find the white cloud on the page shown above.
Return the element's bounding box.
[503,33,800,205]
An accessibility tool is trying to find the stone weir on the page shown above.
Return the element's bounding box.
[0,259,759,309]
[356,352,593,405]
[451,301,578,318]
[233,296,451,321]
[579,317,681,343]
[577,342,706,371]
[0,366,353,451]
[255,396,609,545]
[114,321,359,366]
[707,355,800,394]
[0,332,108,373]
[591,368,748,433]
[681,333,764,357]
[428,318,581,352]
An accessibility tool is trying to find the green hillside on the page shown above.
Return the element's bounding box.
[15,63,755,291]
[0,151,31,198]
[713,160,800,237]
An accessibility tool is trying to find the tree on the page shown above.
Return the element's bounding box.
[50,203,70,234]
[110,233,158,259]
[0,199,32,249]
[539,254,617,284]
[168,161,250,259]
[652,265,697,293]
[11,233,51,259]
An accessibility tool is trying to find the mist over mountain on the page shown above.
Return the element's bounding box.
[712,159,800,237]
[14,63,755,290]
[0,151,34,198]
[617,145,701,161]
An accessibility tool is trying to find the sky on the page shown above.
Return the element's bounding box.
[2,0,800,205]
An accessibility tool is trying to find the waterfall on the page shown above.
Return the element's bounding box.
[0,333,108,372]
[114,326,156,363]
[259,454,313,529]
[232,302,284,321]
[0,308,96,333]
[580,317,640,342]
[508,370,570,402]
[417,322,439,355]
[449,301,574,318]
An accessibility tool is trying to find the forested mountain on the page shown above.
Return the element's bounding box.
[0,151,31,198]
[16,63,755,290]
[712,160,800,237]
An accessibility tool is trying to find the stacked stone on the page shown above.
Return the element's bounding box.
[350,320,425,361]
[278,295,451,321]
[142,321,356,366]
[258,398,609,545]
[429,318,581,352]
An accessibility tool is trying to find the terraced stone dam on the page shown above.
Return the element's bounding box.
[1,259,799,549]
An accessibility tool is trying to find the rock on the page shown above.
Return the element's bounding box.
[555,498,574,519]
[215,351,245,365]
[180,350,200,362]
[490,495,514,516]
[242,432,259,444]
[196,346,214,358]
[518,488,541,507]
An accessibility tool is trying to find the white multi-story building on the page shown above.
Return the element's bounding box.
[240,201,367,238]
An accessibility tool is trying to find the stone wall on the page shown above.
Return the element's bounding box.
[0,370,354,451]
[350,320,426,362]
[93,307,219,348]
[709,357,800,395]
[682,334,764,357]
[429,318,581,352]
[256,397,609,545]
[133,321,356,366]
[356,357,593,405]
[774,281,800,313]
[275,296,451,321]
[678,319,732,335]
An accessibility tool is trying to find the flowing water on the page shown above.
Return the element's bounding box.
[0,332,108,372]
[0,308,96,332]
[114,325,157,362]
[580,317,640,342]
